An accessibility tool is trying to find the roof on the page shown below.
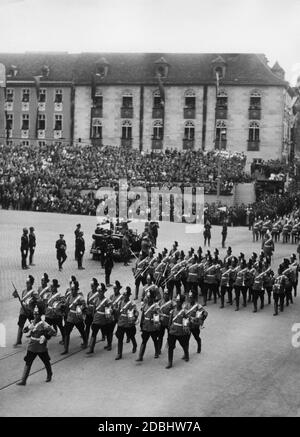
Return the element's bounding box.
[0,52,288,87]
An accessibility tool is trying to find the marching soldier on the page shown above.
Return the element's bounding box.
[185,291,208,354]
[290,254,299,298]
[281,259,294,306]
[65,275,77,299]
[20,227,29,270]
[136,288,161,362]
[75,231,85,270]
[220,262,233,308]
[85,278,99,344]
[16,305,56,386]
[252,217,262,242]
[205,258,221,304]
[44,279,65,345]
[247,260,256,303]
[157,289,174,355]
[61,280,87,355]
[271,217,282,243]
[28,226,36,266]
[153,253,169,291]
[233,260,248,310]
[115,286,139,360]
[273,265,287,316]
[86,283,112,354]
[13,275,39,347]
[37,273,51,314]
[109,280,124,347]
[252,262,269,312]
[133,252,149,300]
[55,234,67,271]
[262,230,274,263]
[263,262,274,305]
[141,276,161,303]
[187,254,200,300]
[165,294,190,369]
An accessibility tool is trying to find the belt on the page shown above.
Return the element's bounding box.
[144,317,151,320]
[30,337,41,341]
[96,311,105,315]
[173,322,183,327]
[70,310,79,313]
[161,313,169,318]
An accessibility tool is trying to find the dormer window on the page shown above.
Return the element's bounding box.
[211,55,227,81]
[41,65,50,77]
[7,65,18,77]
[95,57,109,78]
[154,56,169,78]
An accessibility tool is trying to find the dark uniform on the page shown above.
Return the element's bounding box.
[157,292,174,355]
[74,224,81,260]
[104,246,114,286]
[75,232,85,269]
[17,308,56,386]
[85,279,99,343]
[185,296,208,354]
[44,280,65,344]
[28,227,36,266]
[136,292,160,362]
[20,228,29,269]
[56,234,67,271]
[273,272,287,316]
[221,222,227,248]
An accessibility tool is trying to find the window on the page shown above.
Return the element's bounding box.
[6,140,13,146]
[38,114,46,130]
[249,121,260,142]
[6,89,14,102]
[122,92,133,108]
[6,114,13,130]
[39,89,46,102]
[38,141,46,147]
[184,90,196,109]
[153,120,163,140]
[22,114,29,130]
[22,89,30,102]
[55,89,63,103]
[94,87,103,107]
[153,90,163,108]
[215,120,227,143]
[92,118,102,138]
[54,114,62,130]
[22,141,29,146]
[216,89,227,109]
[184,121,195,140]
[121,120,132,139]
[250,90,261,109]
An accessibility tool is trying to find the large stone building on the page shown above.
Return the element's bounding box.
[0,52,293,166]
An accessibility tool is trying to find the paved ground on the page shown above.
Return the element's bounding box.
[0,209,300,417]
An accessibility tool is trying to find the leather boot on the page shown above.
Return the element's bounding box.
[45,362,53,382]
[131,336,137,353]
[154,339,160,358]
[157,337,163,355]
[14,327,23,347]
[136,343,146,362]
[80,332,88,349]
[165,348,173,369]
[197,338,202,354]
[115,341,123,360]
[184,347,189,362]
[61,335,70,355]
[86,336,96,354]
[16,364,31,386]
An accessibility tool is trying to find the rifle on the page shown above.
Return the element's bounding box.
[12,281,28,314]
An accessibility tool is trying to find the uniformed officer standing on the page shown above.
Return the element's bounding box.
[61,281,87,354]
[115,286,139,360]
[75,231,85,270]
[55,234,67,271]
[104,244,114,287]
[221,220,228,248]
[20,227,29,269]
[74,224,81,260]
[122,232,131,266]
[16,305,56,386]
[185,291,208,353]
[13,275,39,347]
[28,226,36,266]
[136,289,160,362]
[165,294,190,369]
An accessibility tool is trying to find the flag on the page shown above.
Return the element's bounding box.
[157,73,165,106]
[33,75,41,99]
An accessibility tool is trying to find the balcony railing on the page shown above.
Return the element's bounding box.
[54,130,62,139]
[182,139,195,150]
[121,107,133,118]
[4,102,13,111]
[247,140,260,151]
[215,107,228,119]
[248,108,261,120]
[120,138,133,148]
[38,130,45,139]
[214,139,227,150]
[38,102,46,111]
[54,102,63,112]
[21,102,29,111]
[152,139,163,149]
[21,129,29,139]
[152,107,164,118]
[183,107,196,119]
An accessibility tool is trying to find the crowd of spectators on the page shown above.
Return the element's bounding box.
[0,143,248,215]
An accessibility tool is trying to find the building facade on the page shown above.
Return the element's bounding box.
[0,52,293,166]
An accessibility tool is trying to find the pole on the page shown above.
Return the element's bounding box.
[217,154,221,198]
